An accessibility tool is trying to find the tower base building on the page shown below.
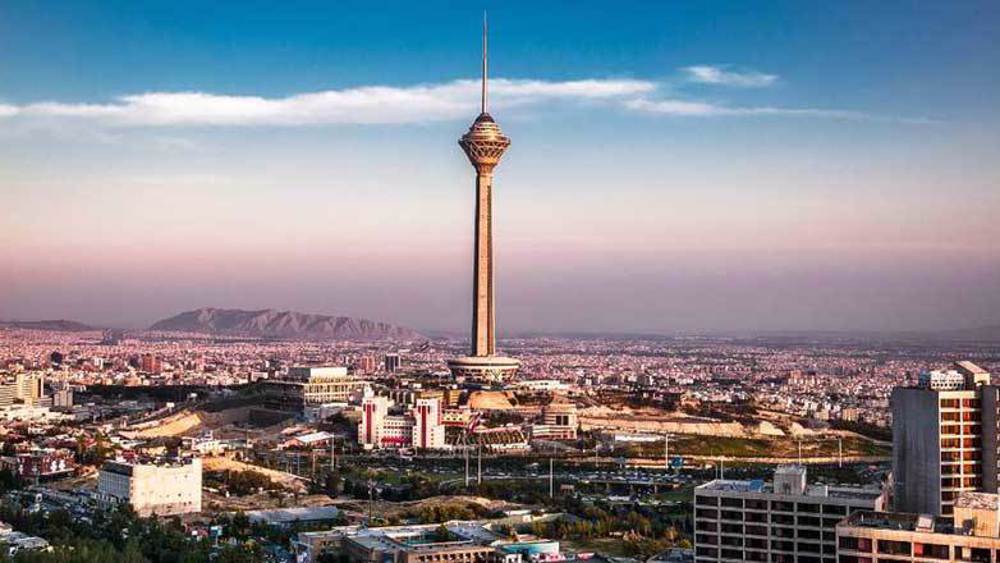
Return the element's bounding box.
[447,355,519,386]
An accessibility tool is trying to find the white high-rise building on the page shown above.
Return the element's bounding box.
[358,395,447,450]
[413,398,445,450]
[359,395,390,449]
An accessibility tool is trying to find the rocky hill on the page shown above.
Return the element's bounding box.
[149,307,421,341]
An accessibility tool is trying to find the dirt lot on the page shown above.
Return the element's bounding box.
[202,455,308,493]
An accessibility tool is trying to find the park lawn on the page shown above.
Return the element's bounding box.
[564,537,631,558]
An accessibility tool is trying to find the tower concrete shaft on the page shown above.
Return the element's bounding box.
[460,114,509,356]
[473,169,496,356]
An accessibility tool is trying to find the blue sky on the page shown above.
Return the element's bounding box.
[1,1,998,332]
[3,1,998,114]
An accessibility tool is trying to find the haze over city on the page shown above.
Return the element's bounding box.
[4,3,1000,563]
[2,1,999,333]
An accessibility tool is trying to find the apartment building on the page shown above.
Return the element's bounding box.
[693,465,886,563]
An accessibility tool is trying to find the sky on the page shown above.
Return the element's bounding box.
[2,1,999,334]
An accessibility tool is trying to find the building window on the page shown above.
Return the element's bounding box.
[798,516,821,527]
[720,510,743,521]
[823,505,847,516]
[877,540,912,556]
[695,495,718,507]
[721,497,743,508]
[772,514,795,526]
[913,543,950,559]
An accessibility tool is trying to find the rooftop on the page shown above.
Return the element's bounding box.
[697,479,882,501]
[246,506,340,525]
[298,521,501,552]
[955,492,999,511]
[842,511,951,534]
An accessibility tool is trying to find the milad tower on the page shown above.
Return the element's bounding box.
[447,16,520,386]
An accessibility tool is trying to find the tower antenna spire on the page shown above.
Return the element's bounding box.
[481,11,488,114]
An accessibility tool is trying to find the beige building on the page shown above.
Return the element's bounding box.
[531,400,578,441]
[266,366,366,414]
[288,366,366,406]
[97,457,202,517]
[837,492,1000,562]
[0,373,45,407]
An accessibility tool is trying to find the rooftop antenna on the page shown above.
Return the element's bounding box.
[481,11,488,114]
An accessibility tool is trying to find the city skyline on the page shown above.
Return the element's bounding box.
[2,1,999,333]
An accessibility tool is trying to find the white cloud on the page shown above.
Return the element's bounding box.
[626,98,860,118]
[0,78,655,127]
[625,98,934,124]
[683,65,778,88]
[0,74,931,127]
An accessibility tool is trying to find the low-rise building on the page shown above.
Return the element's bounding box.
[97,457,202,517]
[0,449,75,481]
[532,401,577,441]
[265,366,366,415]
[837,492,1000,562]
[294,522,503,563]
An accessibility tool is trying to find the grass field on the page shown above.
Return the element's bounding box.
[563,537,632,557]
[625,434,889,459]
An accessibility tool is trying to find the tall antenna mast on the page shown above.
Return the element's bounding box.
[481,11,488,114]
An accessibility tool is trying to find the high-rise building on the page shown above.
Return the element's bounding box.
[52,388,73,408]
[139,353,161,374]
[358,394,446,450]
[384,353,401,373]
[412,398,445,450]
[359,395,391,449]
[14,373,44,406]
[892,361,995,517]
[447,17,520,386]
[693,465,886,563]
[355,355,376,375]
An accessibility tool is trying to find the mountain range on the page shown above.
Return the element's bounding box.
[149,307,422,341]
[0,319,97,331]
